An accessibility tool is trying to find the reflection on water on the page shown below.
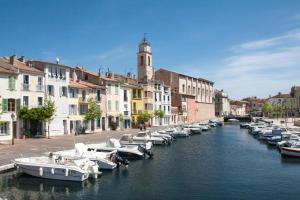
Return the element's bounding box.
[1,125,300,200]
[0,171,95,200]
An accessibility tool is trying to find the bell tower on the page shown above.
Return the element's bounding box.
[137,35,153,82]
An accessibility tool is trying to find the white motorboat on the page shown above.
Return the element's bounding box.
[184,125,202,134]
[87,138,153,159]
[133,131,167,145]
[119,134,153,150]
[277,135,300,148]
[53,143,128,170]
[15,155,100,182]
[228,118,239,123]
[162,127,190,137]
[198,124,211,131]
[153,131,174,142]
[281,142,300,157]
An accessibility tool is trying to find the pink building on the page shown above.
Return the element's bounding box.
[187,97,198,123]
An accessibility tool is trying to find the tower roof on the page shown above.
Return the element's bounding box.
[139,34,151,46]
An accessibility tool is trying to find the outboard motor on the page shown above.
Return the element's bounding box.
[112,154,130,167]
[138,145,153,158]
[163,137,171,145]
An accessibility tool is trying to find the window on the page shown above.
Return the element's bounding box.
[168,106,170,112]
[23,75,29,85]
[108,100,112,111]
[168,96,170,102]
[59,68,66,79]
[133,102,137,114]
[115,84,119,95]
[140,55,144,65]
[37,77,43,91]
[48,67,53,77]
[107,84,111,95]
[164,106,166,112]
[163,95,165,101]
[97,90,101,101]
[155,93,157,102]
[38,97,43,106]
[47,85,54,96]
[79,104,88,115]
[84,74,88,80]
[61,87,67,97]
[82,90,86,101]
[8,98,16,111]
[124,90,128,102]
[8,76,16,90]
[159,93,161,101]
[0,123,8,135]
[69,105,77,115]
[193,87,195,94]
[148,56,151,66]
[23,96,29,108]
[69,88,78,98]
[188,86,191,94]
[115,101,119,111]
[198,88,200,95]
[55,67,58,78]
[182,84,185,93]
[97,118,101,128]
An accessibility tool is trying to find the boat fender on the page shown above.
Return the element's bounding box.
[65,168,69,176]
[51,168,55,174]
[39,167,43,176]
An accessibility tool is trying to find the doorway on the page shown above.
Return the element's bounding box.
[102,117,106,131]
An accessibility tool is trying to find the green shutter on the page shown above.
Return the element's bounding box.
[16,99,21,112]
[2,99,8,112]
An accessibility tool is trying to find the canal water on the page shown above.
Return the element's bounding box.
[1,124,300,200]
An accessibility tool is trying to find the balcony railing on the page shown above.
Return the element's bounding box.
[36,84,44,91]
[124,111,129,116]
[22,84,30,91]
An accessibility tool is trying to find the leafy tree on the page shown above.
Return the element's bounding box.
[273,104,283,119]
[154,110,165,125]
[137,111,152,125]
[84,99,102,133]
[18,97,55,138]
[262,102,273,117]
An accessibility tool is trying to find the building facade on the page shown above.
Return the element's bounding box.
[215,89,230,117]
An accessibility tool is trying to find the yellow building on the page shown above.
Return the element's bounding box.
[131,86,144,125]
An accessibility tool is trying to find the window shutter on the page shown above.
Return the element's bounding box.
[2,99,8,112]
[16,99,21,112]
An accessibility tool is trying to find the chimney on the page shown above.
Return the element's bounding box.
[10,55,17,66]
[18,56,25,63]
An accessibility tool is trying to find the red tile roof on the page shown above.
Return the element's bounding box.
[0,57,43,75]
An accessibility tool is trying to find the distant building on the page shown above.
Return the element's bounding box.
[230,100,248,116]
[215,89,230,117]
[155,68,215,123]
[290,86,300,117]
[242,96,265,117]
[267,92,297,118]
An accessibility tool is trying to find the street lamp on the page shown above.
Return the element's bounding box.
[11,113,15,145]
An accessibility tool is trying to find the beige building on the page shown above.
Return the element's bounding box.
[215,89,230,117]
[230,100,248,116]
[156,68,215,123]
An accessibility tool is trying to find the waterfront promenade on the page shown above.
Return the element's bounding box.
[0,127,161,173]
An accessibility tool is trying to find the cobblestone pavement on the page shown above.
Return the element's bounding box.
[0,127,163,169]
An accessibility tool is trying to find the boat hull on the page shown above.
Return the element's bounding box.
[281,147,300,157]
[16,163,88,182]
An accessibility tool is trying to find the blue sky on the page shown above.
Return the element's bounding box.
[0,0,300,99]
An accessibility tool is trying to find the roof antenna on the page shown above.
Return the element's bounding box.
[143,33,148,42]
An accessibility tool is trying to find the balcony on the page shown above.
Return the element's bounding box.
[36,84,44,92]
[22,84,30,91]
[124,111,129,116]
